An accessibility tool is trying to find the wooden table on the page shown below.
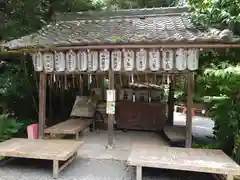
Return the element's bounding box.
[128,146,240,180]
[0,138,83,178]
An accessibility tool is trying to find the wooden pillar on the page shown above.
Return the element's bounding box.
[167,75,175,125]
[108,70,115,147]
[185,72,194,148]
[38,72,46,139]
[0,40,5,52]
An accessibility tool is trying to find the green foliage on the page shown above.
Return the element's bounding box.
[192,142,219,149]
[16,119,37,137]
[197,67,240,164]
[0,0,102,40]
[188,0,240,159]
[189,0,240,34]
[233,134,240,163]
[0,114,23,142]
[0,56,38,119]
[102,0,175,9]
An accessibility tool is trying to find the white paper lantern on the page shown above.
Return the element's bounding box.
[43,52,54,72]
[77,51,88,71]
[136,49,147,71]
[162,49,174,71]
[111,50,122,71]
[54,51,65,72]
[187,49,199,71]
[123,49,134,71]
[32,52,43,71]
[66,50,77,72]
[88,51,98,71]
[99,49,110,71]
[149,49,160,71]
[175,48,187,71]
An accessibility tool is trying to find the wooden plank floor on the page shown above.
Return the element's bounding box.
[128,145,240,176]
[0,138,83,161]
[44,118,93,134]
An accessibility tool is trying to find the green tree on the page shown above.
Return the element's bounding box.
[102,0,175,9]
[189,0,240,34]
[189,0,240,163]
[0,0,102,126]
[0,0,102,40]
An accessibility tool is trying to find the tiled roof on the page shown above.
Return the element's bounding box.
[4,7,236,50]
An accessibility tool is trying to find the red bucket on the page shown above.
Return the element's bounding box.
[27,124,39,139]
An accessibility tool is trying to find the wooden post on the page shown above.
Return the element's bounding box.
[0,40,4,52]
[53,160,59,179]
[167,75,175,125]
[185,72,194,148]
[38,72,46,139]
[136,166,142,180]
[107,69,114,147]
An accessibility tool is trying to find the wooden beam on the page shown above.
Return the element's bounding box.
[167,75,175,125]
[108,69,115,147]
[44,70,192,75]
[185,72,194,148]
[6,43,240,54]
[38,72,46,139]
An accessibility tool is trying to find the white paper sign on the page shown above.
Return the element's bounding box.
[43,52,54,72]
[123,49,134,71]
[136,49,147,71]
[99,49,110,71]
[187,49,199,71]
[88,51,98,71]
[106,89,116,114]
[66,50,77,72]
[54,51,65,72]
[111,50,122,71]
[175,48,187,71]
[149,49,160,71]
[77,51,88,71]
[162,49,174,70]
[107,89,116,102]
[106,101,116,114]
[32,52,43,71]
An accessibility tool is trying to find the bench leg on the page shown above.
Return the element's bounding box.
[227,175,234,180]
[76,133,79,140]
[136,166,142,180]
[93,121,96,132]
[53,153,77,178]
[53,160,59,179]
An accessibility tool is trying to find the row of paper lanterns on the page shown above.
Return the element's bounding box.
[32,48,199,72]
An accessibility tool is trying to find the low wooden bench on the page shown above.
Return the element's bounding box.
[44,118,95,140]
[0,138,83,178]
[128,146,240,180]
[163,125,186,146]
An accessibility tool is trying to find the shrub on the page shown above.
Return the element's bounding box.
[0,114,23,142]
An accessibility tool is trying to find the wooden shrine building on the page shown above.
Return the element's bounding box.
[3,6,240,148]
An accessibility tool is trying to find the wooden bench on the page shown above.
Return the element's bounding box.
[128,146,240,180]
[0,138,83,178]
[163,125,186,146]
[44,118,95,140]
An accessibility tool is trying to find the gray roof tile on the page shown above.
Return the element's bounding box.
[4,7,235,50]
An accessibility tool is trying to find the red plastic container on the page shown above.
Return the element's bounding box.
[27,124,39,139]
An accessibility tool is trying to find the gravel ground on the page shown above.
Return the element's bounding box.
[0,158,214,180]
